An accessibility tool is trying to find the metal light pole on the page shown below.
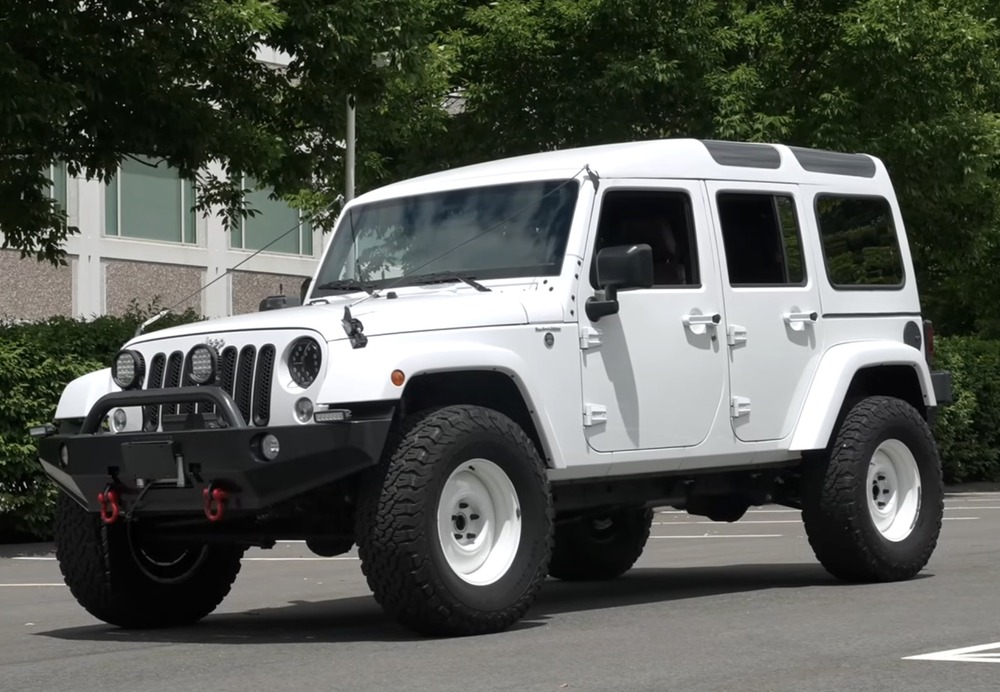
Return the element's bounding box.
[346,94,356,202]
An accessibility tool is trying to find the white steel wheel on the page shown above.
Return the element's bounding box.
[866,439,921,542]
[436,458,522,586]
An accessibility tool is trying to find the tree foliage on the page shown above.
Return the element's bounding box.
[387,0,1000,335]
[0,0,444,262]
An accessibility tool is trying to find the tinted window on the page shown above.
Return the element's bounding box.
[590,190,699,288]
[816,195,904,288]
[717,193,805,286]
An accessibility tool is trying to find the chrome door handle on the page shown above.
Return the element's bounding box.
[683,313,721,327]
[784,311,818,324]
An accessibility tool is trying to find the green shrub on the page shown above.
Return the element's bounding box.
[934,336,1000,483]
[0,301,201,539]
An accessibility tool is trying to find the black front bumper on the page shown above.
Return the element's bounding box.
[37,386,393,517]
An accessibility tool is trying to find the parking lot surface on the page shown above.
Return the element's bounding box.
[1,493,999,692]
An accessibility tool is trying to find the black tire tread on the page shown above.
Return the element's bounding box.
[55,493,245,628]
[355,404,552,636]
[801,395,943,582]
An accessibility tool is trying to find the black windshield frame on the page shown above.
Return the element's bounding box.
[311,178,580,296]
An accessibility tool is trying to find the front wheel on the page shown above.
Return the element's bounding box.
[801,395,943,582]
[355,405,553,636]
[54,493,245,628]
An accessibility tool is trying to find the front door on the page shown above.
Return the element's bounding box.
[705,181,824,442]
[579,181,727,453]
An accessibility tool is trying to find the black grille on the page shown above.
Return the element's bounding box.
[252,345,275,426]
[142,343,274,429]
[234,346,257,425]
[142,353,166,431]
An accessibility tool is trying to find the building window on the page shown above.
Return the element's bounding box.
[717,192,806,286]
[230,177,313,256]
[105,157,197,244]
[49,162,68,212]
[816,194,904,289]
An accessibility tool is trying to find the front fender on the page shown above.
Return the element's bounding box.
[54,368,117,421]
[789,341,934,452]
[318,329,579,468]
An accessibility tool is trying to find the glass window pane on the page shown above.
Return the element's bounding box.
[51,162,67,211]
[717,192,806,285]
[119,158,182,242]
[243,178,301,254]
[105,175,118,236]
[816,195,904,288]
[184,179,197,244]
[301,218,313,256]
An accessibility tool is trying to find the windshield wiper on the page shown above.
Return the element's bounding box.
[314,279,376,296]
[408,271,491,292]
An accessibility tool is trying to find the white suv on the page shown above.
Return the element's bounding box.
[36,139,953,637]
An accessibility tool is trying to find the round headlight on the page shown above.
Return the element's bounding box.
[188,345,217,385]
[112,350,145,390]
[288,338,322,388]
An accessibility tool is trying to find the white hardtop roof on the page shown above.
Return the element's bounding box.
[353,138,890,204]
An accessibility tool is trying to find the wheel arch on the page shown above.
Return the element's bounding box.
[399,369,553,467]
[789,341,935,452]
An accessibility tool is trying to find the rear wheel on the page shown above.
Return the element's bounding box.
[548,507,654,581]
[355,405,552,636]
[801,395,943,582]
[55,493,245,628]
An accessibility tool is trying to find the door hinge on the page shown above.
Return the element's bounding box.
[583,403,608,427]
[727,324,748,346]
[580,326,602,350]
[730,396,751,418]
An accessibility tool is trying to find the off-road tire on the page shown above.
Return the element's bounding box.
[355,405,553,637]
[55,492,245,628]
[801,395,943,582]
[548,507,654,581]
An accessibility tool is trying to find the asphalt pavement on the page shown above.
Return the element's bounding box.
[1,493,999,692]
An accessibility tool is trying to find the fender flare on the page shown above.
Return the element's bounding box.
[317,339,569,468]
[54,368,117,421]
[789,341,934,452]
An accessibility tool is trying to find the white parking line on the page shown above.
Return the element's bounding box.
[904,641,1000,663]
[654,520,802,525]
[244,557,359,561]
[11,557,54,561]
[0,583,65,587]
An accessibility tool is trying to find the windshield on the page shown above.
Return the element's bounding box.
[312,179,580,294]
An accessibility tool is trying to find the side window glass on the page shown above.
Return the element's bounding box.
[717,192,806,286]
[816,194,904,288]
[590,190,700,289]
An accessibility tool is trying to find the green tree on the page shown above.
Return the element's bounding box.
[394,0,1000,335]
[0,0,446,263]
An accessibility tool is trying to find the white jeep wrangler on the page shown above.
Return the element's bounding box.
[35,139,953,637]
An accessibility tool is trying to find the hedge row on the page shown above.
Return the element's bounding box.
[0,303,200,539]
[0,311,998,540]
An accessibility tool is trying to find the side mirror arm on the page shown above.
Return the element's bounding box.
[585,286,619,322]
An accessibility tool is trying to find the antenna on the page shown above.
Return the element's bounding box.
[134,204,332,338]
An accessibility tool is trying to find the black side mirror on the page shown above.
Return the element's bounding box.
[585,244,654,321]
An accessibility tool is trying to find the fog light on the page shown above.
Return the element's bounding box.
[314,408,351,423]
[294,398,314,423]
[60,444,69,467]
[261,434,280,460]
[110,408,128,433]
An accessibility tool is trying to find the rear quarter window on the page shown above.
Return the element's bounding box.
[815,194,905,289]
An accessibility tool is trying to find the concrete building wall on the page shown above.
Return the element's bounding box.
[0,250,76,321]
[0,162,328,323]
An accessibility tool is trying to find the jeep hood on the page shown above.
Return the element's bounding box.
[127,289,561,347]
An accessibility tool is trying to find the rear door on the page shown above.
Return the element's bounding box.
[705,181,824,442]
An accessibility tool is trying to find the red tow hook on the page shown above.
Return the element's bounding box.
[202,485,228,522]
[96,488,121,525]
